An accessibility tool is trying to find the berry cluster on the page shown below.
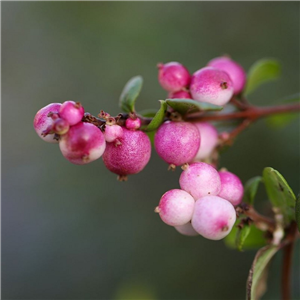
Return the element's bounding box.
[155,162,244,240]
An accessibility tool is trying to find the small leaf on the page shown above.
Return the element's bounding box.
[245,59,281,96]
[119,76,143,113]
[296,194,300,232]
[236,223,251,252]
[166,98,222,116]
[243,176,262,205]
[246,245,279,300]
[263,167,296,226]
[145,100,167,132]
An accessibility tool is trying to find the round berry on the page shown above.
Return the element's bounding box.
[192,122,218,161]
[179,162,221,199]
[207,56,246,95]
[190,67,234,106]
[168,90,192,99]
[192,195,236,240]
[125,118,141,130]
[156,189,195,226]
[154,121,200,166]
[59,101,84,126]
[59,122,106,165]
[218,170,244,206]
[102,128,151,177]
[52,118,70,135]
[33,103,62,143]
[175,222,198,236]
[158,62,191,92]
[104,124,123,143]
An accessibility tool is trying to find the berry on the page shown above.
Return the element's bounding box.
[179,162,221,199]
[218,170,244,206]
[191,195,236,240]
[168,90,192,99]
[158,62,191,92]
[59,122,106,165]
[154,121,200,166]
[155,189,195,226]
[59,101,84,126]
[33,103,62,143]
[207,56,246,95]
[175,222,198,236]
[52,118,70,135]
[190,67,234,106]
[102,128,151,177]
[104,124,123,143]
[125,117,141,130]
[192,122,218,161]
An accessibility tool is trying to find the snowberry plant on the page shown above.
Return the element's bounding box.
[34,56,300,300]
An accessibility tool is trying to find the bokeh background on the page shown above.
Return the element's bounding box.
[2,2,299,300]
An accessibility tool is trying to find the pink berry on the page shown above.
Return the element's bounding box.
[175,222,198,236]
[191,195,236,240]
[102,128,151,177]
[104,124,123,143]
[59,122,106,165]
[207,56,246,95]
[179,162,221,199]
[125,118,141,130]
[59,101,84,126]
[154,121,200,166]
[33,103,62,143]
[192,122,219,161]
[52,118,70,135]
[190,67,234,106]
[218,170,244,206]
[168,90,192,99]
[158,62,191,92]
[156,189,195,226]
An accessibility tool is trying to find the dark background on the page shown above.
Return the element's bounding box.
[2,2,299,300]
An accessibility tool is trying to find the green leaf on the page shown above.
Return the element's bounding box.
[246,245,279,300]
[243,176,262,205]
[119,76,143,113]
[296,194,300,232]
[145,100,167,132]
[146,130,155,147]
[263,167,296,226]
[245,59,281,96]
[236,224,251,252]
[166,98,222,116]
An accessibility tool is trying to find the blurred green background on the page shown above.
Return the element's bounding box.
[2,2,299,300]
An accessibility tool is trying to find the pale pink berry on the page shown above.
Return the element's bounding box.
[33,103,62,143]
[156,189,195,226]
[190,67,234,106]
[192,195,236,240]
[158,62,191,92]
[218,170,244,206]
[168,90,192,99]
[52,118,70,135]
[175,222,198,236]
[154,121,200,166]
[104,124,123,143]
[125,117,141,130]
[192,122,218,161]
[207,57,246,95]
[102,128,151,176]
[59,101,84,126]
[59,122,106,165]
[179,162,221,199]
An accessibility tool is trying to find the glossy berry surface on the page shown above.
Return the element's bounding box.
[158,62,191,92]
[53,118,70,135]
[190,67,234,106]
[168,90,192,99]
[207,56,246,95]
[175,222,198,236]
[154,121,200,166]
[102,128,151,176]
[33,103,62,143]
[218,170,244,206]
[59,122,106,165]
[125,118,141,130]
[192,122,218,161]
[156,189,195,226]
[179,162,221,199]
[191,195,236,240]
[104,124,123,143]
[59,101,84,126]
